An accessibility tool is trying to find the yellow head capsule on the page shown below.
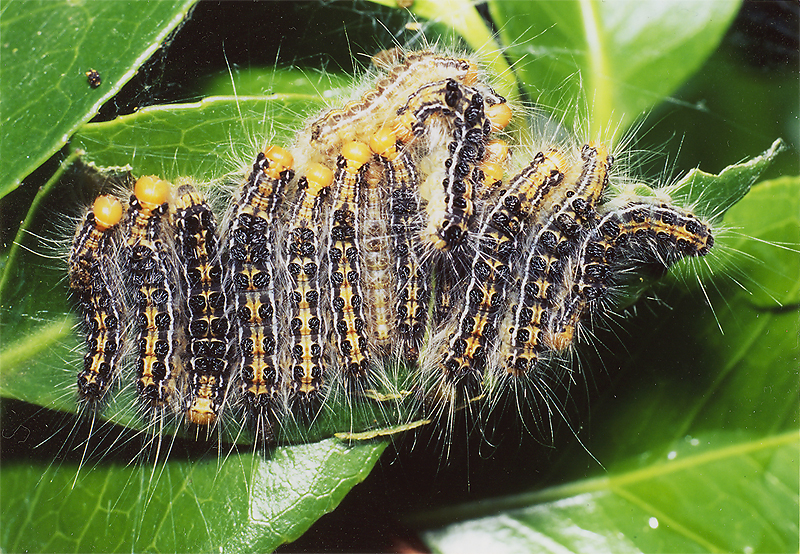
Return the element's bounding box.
[479,140,510,185]
[263,145,294,179]
[92,195,123,230]
[464,60,479,86]
[342,141,372,173]
[305,163,334,194]
[369,128,398,159]
[486,102,513,132]
[484,139,510,165]
[134,176,171,211]
[392,113,416,144]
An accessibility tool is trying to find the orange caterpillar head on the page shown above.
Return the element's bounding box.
[133,176,171,212]
[91,195,123,230]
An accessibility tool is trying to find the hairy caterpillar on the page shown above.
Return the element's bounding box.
[174,183,230,426]
[68,195,126,408]
[64,48,719,449]
[124,176,181,411]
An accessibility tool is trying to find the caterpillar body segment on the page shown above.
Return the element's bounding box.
[285,163,334,404]
[229,147,294,426]
[438,86,488,252]
[546,201,714,353]
[583,201,714,291]
[438,149,567,390]
[360,160,396,355]
[327,141,372,380]
[614,203,714,259]
[236,146,292,214]
[70,196,126,407]
[308,50,478,158]
[125,176,181,408]
[370,128,430,363]
[397,80,504,252]
[174,184,230,426]
[542,210,622,353]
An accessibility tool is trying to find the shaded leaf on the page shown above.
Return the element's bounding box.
[0,438,387,553]
[0,0,199,199]
[420,432,799,554]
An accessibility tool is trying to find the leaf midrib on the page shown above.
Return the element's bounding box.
[409,429,799,527]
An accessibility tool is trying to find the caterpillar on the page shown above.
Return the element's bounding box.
[68,195,126,408]
[124,176,181,410]
[360,148,396,356]
[228,147,294,429]
[66,49,716,442]
[370,128,429,362]
[284,161,334,407]
[326,141,372,381]
[174,183,230,426]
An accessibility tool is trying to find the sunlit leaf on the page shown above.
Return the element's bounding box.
[0,0,198,198]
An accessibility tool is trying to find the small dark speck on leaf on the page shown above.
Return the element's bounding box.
[85,69,101,89]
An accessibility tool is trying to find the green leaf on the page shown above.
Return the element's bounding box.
[672,138,786,218]
[3,3,795,552]
[713,174,800,308]
[411,175,800,553]
[0,0,198,199]
[419,432,799,554]
[487,0,742,133]
[72,95,328,183]
[0,438,387,553]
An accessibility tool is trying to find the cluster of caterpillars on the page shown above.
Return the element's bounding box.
[69,50,713,434]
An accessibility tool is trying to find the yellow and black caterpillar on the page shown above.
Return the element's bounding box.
[68,50,713,439]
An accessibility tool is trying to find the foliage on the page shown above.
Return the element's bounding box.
[1,1,797,552]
